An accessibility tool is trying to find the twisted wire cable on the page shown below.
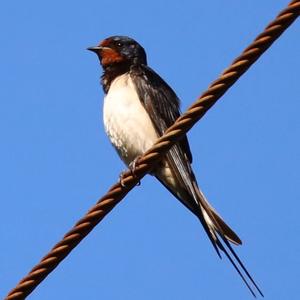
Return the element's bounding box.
[5,1,300,299]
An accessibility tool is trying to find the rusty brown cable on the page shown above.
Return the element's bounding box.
[5,1,300,299]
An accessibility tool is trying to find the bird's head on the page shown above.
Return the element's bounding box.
[88,36,147,68]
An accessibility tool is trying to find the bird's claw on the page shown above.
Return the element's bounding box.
[119,171,127,188]
[119,156,141,187]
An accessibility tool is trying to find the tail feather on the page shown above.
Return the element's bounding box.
[193,182,263,297]
[155,154,263,297]
[221,236,264,297]
[195,185,242,245]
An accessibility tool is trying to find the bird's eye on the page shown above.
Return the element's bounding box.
[116,42,123,47]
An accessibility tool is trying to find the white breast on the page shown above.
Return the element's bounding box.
[103,73,159,166]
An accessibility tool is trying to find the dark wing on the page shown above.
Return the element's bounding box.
[130,65,263,297]
[130,65,192,163]
[131,64,224,227]
[131,64,200,214]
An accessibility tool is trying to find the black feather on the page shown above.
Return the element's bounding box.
[131,64,193,163]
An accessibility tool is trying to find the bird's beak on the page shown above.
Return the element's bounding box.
[87,46,102,53]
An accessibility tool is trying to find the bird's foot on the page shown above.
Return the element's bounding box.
[119,170,128,188]
[129,156,141,186]
[119,156,141,188]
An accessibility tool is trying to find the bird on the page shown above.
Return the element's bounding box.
[88,35,263,297]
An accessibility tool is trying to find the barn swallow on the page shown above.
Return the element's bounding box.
[88,36,263,297]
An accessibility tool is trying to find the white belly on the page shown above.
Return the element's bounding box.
[103,73,159,166]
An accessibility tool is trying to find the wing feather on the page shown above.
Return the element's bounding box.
[130,65,262,297]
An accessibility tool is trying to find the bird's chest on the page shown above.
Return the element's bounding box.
[103,74,158,165]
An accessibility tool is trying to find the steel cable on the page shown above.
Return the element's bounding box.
[5,1,300,299]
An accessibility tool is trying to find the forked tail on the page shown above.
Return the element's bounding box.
[193,183,264,298]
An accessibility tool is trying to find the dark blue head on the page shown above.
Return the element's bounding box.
[88,36,147,67]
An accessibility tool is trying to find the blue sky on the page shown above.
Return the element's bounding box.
[1,1,299,299]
